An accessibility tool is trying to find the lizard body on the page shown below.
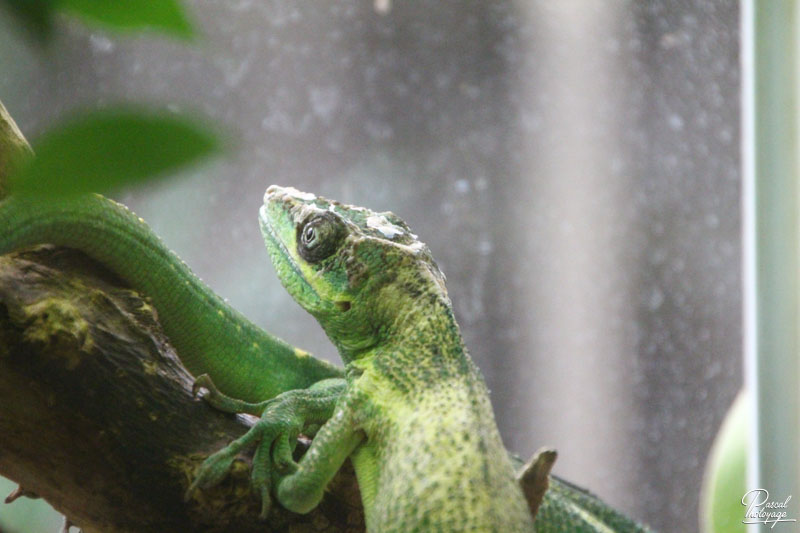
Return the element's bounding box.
[257,185,534,531]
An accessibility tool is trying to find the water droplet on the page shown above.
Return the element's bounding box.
[309,86,340,122]
[647,287,665,311]
[89,34,114,54]
[668,114,684,131]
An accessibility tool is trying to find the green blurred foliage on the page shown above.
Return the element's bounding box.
[0,0,53,38]
[700,391,747,533]
[0,0,194,41]
[9,108,221,199]
[0,1,217,530]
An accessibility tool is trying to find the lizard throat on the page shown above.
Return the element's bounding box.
[259,208,322,310]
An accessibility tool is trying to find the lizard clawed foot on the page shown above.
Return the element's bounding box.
[186,383,340,518]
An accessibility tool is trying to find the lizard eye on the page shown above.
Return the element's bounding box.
[297,213,346,263]
[302,225,317,246]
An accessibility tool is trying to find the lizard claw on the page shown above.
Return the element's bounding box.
[256,484,272,521]
[191,374,213,397]
[185,448,239,502]
[253,474,272,521]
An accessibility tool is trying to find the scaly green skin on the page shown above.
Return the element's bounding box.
[535,476,649,532]
[0,193,342,401]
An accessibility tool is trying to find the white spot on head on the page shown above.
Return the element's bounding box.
[367,215,405,239]
[265,185,317,203]
[284,187,317,201]
[406,241,426,253]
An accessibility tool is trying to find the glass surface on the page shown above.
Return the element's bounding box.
[0,2,741,531]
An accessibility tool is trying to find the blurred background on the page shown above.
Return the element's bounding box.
[0,1,741,531]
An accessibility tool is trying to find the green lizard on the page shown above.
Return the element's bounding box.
[187,185,535,530]
[184,185,651,532]
[0,187,650,532]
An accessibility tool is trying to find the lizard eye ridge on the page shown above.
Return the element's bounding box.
[297,212,346,263]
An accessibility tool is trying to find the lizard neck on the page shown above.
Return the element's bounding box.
[367,296,479,395]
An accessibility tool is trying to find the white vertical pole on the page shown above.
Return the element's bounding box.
[742,0,800,525]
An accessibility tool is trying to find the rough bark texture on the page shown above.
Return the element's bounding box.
[0,246,364,533]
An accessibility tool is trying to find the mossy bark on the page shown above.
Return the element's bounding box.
[0,246,364,532]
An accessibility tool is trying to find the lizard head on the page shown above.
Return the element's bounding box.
[259,185,448,361]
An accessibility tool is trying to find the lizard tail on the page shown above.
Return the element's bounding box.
[0,193,342,401]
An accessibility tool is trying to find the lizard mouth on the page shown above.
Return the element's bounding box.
[259,205,322,309]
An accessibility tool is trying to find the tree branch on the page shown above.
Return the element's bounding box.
[0,246,363,532]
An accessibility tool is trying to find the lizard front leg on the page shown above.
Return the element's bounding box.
[186,376,346,517]
[275,393,365,514]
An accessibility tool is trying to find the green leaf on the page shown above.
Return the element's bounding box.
[0,0,194,41]
[10,108,221,198]
[60,0,194,39]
